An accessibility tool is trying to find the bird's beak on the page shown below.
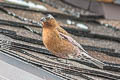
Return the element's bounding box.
[40,17,46,27]
[40,14,54,22]
[40,17,46,22]
[40,14,54,27]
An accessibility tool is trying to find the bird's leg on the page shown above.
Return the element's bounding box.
[65,59,72,66]
[46,56,63,62]
[46,56,58,60]
[65,59,68,64]
[55,58,63,62]
[46,56,72,65]
[57,59,72,66]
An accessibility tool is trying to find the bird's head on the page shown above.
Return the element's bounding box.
[40,14,58,28]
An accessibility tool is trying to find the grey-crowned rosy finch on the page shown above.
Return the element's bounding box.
[41,15,104,69]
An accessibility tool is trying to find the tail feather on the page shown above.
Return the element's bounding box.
[88,58,104,69]
[75,52,105,69]
[75,57,104,69]
[82,52,105,69]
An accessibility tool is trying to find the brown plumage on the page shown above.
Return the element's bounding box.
[41,15,104,69]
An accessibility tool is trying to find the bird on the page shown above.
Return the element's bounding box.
[41,14,104,69]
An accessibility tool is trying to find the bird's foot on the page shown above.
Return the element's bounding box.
[46,56,72,66]
[46,56,63,62]
[46,56,58,60]
[59,59,72,66]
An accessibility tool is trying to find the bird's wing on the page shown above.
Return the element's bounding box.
[58,32,104,69]
[58,31,88,54]
[56,26,70,35]
[56,26,86,53]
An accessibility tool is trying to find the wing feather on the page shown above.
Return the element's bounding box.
[59,32,88,53]
[58,31,104,69]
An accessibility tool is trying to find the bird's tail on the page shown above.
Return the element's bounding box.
[75,52,105,69]
[83,52,105,69]
[76,57,105,69]
[88,57,105,69]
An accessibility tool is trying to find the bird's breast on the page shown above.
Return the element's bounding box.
[42,29,77,58]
